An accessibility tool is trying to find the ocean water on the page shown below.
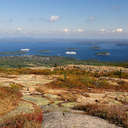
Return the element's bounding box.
[0,39,128,62]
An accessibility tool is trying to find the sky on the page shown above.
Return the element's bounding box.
[0,0,128,39]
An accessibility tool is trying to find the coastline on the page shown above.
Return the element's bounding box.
[0,55,128,68]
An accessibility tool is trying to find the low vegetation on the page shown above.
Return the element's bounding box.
[0,84,22,116]
[0,110,43,128]
[45,75,128,92]
[0,59,128,127]
[47,75,106,89]
[0,67,127,91]
[0,55,128,68]
[103,70,128,79]
[0,83,42,128]
[73,104,128,128]
[41,68,128,91]
[0,67,51,75]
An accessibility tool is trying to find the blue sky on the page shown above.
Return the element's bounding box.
[0,0,128,39]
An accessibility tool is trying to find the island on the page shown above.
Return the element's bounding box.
[91,46,101,50]
[96,52,111,56]
[66,48,78,50]
[0,51,27,56]
[39,50,51,53]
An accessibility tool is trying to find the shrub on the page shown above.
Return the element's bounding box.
[0,111,43,128]
[9,83,21,92]
[0,87,22,116]
[73,104,128,128]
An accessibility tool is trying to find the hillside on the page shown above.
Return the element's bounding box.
[0,64,127,127]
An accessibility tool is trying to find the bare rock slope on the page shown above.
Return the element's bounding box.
[43,111,121,128]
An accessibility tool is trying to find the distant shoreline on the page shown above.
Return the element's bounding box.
[0,55,128,68]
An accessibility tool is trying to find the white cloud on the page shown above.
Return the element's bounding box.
[113,28,123,33]
[116,28,123,32]
[63,28,84,33]
[50,16,60,22]
[64,28,69,33]
[77,28,84,33]
[100,29,106,32]
[16,27,23,32]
